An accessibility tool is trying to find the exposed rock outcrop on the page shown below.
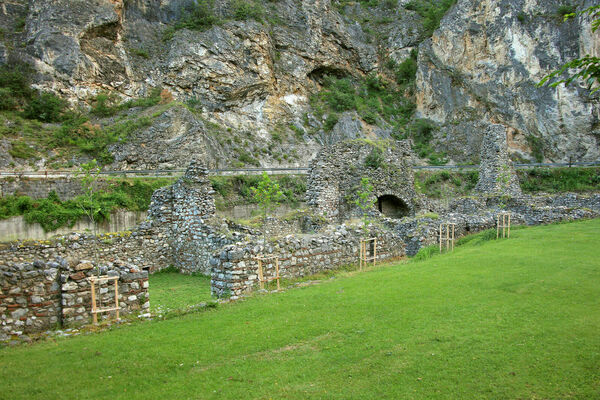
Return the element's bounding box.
[416,0,600,163]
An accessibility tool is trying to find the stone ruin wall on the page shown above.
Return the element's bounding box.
[1,258,149,342]
[306,140,425,220]
[0,228,170,273]
[475,124,522,196]
[211,226,406,299]
[146,161,234,274]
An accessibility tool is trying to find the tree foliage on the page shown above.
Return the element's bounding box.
[251,172,285,242]
[354,177,375,237]
[538,5,600,93]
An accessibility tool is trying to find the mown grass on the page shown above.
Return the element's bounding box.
[1,219,599,399]
[149,271,213,313]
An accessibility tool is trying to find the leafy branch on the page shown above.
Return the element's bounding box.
[538,5,600,93]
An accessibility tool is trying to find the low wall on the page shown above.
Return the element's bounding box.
[0,225,171,273]
[210,226,406,299]
[0,210,147,242]
[390,193,600,256]
[0,258,149,342]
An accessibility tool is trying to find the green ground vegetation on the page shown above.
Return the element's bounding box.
[518,167,600,193]
[414,167,600,199]
[405,0,457,37]
[414,169,479,198]
[210,174,306,210]
[1,219,599,399]
[0,63,173,165]
[0,178,174,231]
[309,73,415,131]
[162,0,277,41]
[149,270,213,313]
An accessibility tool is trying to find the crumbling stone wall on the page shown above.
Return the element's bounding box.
[389,193,600,256]
[1,258,149,342]
[475,124,522,196]
[306,140,423,220]
[210,226,406,299]
[147,161,234,274]
[0,227,170,273]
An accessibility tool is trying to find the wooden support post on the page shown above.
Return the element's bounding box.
[258,259,264,290]
[452,224,455,251]
[90,276,119,324]
[276,258,280,291]
[114,279,120,321]
[373,238,377,267]
[91,279,97,324]
[508,214,511,238]
[497,214,500,239]
[439,224,442,253]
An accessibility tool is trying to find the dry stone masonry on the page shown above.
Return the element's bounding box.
[306,140,424,220]
[475,124,522,197]
[211,225,405,299]
[1,258,148,342]
[147,161,237,274]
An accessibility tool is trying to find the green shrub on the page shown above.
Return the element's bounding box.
[180,0,219,30]
[526,134,544,163]
[411,245,438,261]
[310,74,415,134]
[22,91,66,122]
[408,119,447,165]
[8,140,38,159]
[0,179,173,231]
[518,167,600,193]
[405,0,457,37]
[557,4,576,18]
[324,113,339,132]
[364,146,384,169]
[0,63,33,108]
[130,47,150,59]
[395,50,418,85]
[232,0,265,22]
[0,88,17,111]
[91,92,120,117]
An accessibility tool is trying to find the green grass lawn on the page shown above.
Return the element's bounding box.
[1,219,600,399]
[149,271,212,313]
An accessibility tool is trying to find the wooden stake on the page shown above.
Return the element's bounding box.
[276,258,280,291]
[439,224,442,253]
[373,238,377,267]
[91,279,97,324]
[508,214,511,238]
[452,224,455,251]
[497,214,500,239]
[114,279,120,321]
[258,259,264,290]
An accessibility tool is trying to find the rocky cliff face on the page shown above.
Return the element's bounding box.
[2,0,428,168]
[416,0,600,163]
[1,0,598,168]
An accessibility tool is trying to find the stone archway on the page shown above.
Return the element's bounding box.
[377,195,410,218]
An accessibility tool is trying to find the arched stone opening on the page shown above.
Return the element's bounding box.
[377,195,410,218]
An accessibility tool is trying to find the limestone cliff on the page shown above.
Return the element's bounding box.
[416,0,600,163]
[1,0,598,168]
